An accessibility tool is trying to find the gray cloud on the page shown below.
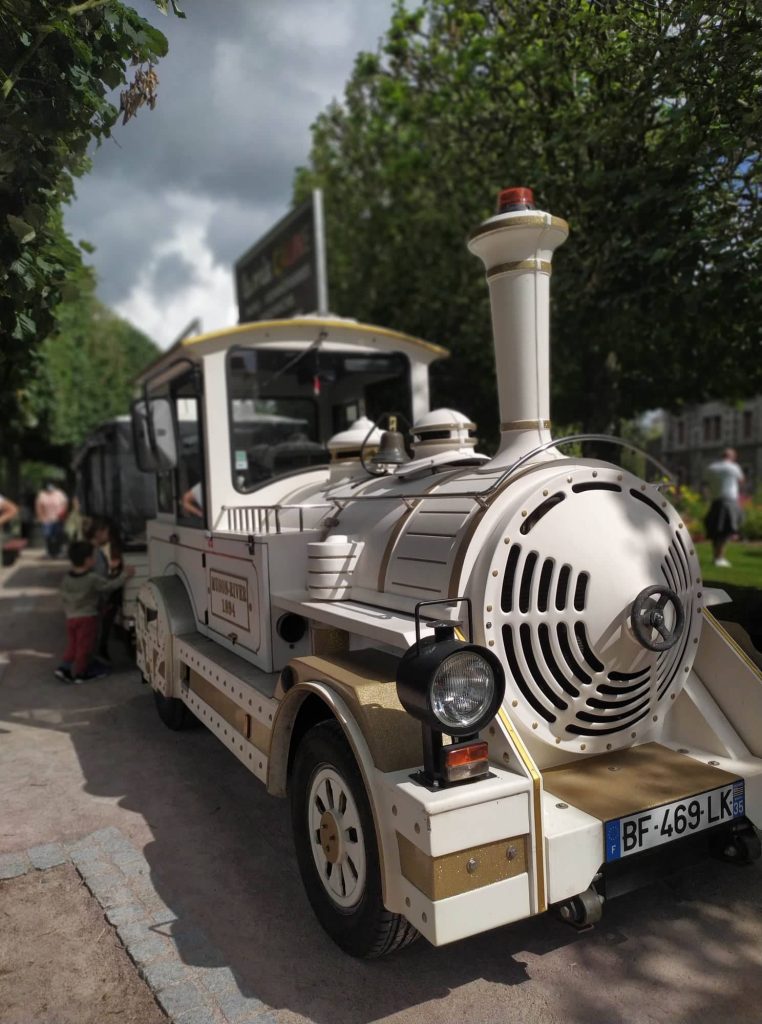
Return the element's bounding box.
[150,252,200,299]
[65,0,395,328]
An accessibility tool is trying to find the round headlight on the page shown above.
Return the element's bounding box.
[430,650,496,731]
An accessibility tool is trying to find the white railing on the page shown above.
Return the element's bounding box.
[214,503,333,536]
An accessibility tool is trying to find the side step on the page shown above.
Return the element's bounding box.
[174,632,281,785]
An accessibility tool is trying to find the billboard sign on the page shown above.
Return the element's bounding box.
[234,190,328,323]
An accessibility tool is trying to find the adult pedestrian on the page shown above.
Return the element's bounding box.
[0,492,19,529]
[704,448,745,568]
[35,481,68,557]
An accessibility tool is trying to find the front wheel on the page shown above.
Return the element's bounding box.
[290,719,418,958]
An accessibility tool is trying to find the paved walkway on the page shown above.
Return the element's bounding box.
[2,549,762,1024]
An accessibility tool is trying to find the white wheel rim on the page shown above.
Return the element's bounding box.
[308,765,367,909]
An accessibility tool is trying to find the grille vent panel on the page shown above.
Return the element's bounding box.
[490,471,701,747]
[520,492,565,534]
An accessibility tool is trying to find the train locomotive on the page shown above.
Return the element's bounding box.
[133,186,762,957]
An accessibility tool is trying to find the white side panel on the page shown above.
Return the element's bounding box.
[543,793,602,904]
[378,767,531,857]
[400,873,532,946]
[202,349,237,525]
[692,612,762,758]
[147,522,274,671]
[662,672,751,760]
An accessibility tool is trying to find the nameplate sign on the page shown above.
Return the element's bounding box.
[209,570,251,631]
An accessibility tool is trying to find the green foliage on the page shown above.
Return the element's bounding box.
[742,504,762,542]
[0,0,174,437]
[32,266,159,449]
[669,481,706,537]
[298,1,762,442]
[669,483,762,542]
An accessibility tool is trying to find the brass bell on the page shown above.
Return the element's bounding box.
[371,429,410,466]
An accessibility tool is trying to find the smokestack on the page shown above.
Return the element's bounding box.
[467,187,568,461]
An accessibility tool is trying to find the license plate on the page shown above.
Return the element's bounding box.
[605,780,745,862]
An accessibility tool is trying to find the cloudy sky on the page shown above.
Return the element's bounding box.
[65,0,396,349]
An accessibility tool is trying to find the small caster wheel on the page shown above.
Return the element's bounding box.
[711,823,761,865]
[558,886,604,929]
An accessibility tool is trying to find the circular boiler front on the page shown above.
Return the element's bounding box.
[475,463,704,755]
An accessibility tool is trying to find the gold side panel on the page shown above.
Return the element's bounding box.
[310,626,350,656]
[289,651,421,772]
[397,832,528,901]
[543,742,740,822]
[186,670,271,753]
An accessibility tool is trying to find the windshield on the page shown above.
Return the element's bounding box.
[227,346,411,492]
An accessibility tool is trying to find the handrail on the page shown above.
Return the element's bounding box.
[324,434,674,504]
[214,502,333,534]
[487,433,674,493]
[211,436,674,528]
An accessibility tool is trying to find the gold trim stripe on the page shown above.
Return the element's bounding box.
[181,317,448,356]
[409,437,477,449]
[487,258,552,280]
[413,420,477,434]
[500,419,551,431]
[498,707,546,912]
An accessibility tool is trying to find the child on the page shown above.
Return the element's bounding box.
[55,540,134,683]
[85,516,121,662]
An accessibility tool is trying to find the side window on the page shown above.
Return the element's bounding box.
[173,375,205,528]
[156,471,174,515]
[150,371,205,525]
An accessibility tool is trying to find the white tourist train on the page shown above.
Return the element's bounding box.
[132,186,762,957]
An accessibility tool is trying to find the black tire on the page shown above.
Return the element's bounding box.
[153,689,194,730]
[290,719,418,958]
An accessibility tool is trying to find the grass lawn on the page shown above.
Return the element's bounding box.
[696,540,762,590]
[694,540,762,645]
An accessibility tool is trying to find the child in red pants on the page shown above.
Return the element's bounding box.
[55,540,134,683]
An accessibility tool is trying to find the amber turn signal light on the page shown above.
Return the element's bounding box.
[443,741,489,783]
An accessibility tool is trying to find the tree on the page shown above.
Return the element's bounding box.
[297,1,762,443]
[2,258,159,494]
[35,268,159,451]
[0,0,180,439]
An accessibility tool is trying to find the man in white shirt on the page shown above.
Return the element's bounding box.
[35,482,68,557]
[704,448,745,567]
